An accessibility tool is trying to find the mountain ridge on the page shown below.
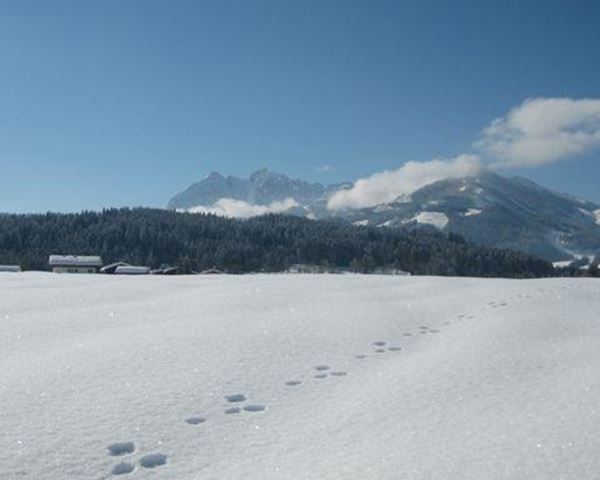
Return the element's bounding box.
[168,168,600,261]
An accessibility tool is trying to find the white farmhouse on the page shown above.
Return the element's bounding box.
[49,255,103,274]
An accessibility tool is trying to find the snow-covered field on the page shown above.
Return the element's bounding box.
[1,273,599,479]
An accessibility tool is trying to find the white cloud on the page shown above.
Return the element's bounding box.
[327,155,481,210]
[184,197,299,218]
[316,165,332,173]
[476,97,600,167]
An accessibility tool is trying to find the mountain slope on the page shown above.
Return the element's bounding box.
[168,169,600,261]
[343,170,600,260]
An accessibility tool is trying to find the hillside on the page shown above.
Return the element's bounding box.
[0,208,552,277]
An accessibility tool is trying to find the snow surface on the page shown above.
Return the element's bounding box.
[377,220,393,228]
[1,273,600,480]
[464,208,482,217]
[352,219,369,226]
[408,211,449,229]
[552,260,573,268]
[594,209,600,226]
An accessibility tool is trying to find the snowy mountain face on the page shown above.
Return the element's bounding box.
[168,169,600,261]
[167,169,333,213]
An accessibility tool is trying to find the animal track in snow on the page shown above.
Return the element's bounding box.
[225,393,246,403]
[111,462,135,476]
[225,407,241,414]
[315,365,330,371]
[355,354,367,359]
[108,442,135,457]
[403,333,413,337]
[140,453,167,469]
[185,416,206,425]
[314,373,328,379]
[285,380,302,386]
[243,404,266,412]
[330,371,347,376]
[388,346,402,351]
[374,348,386,353]
[373,341,387,346]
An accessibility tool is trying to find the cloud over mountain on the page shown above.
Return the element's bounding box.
[185,198,298,218]
[326,155,481,210]
[476,97,600,167]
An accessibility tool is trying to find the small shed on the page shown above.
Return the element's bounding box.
[114,265,151,275]
[100,262,131,274]
[49,255,103,274]
[0,265,21,272]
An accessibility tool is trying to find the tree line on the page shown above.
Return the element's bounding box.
[0,208,555,277]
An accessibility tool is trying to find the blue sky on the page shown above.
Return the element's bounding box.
[1,0,599,212]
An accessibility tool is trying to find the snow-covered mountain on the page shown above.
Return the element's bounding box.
[167,168,339,213]
[168,169,600,261]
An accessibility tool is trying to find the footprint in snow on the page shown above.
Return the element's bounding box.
[111,462,135,476]
[373,341,387,346]
[314,373,328,379]
[285,380,302,386]
[403,333,413,337]
[330,371,347,376]
[429,329,440,333]
[225,407,241,415]
[140,453,167,469]
[355,354,367,359]
[374,348,386,353]
[108,442,135,457]
[225,393,247,403]
[243,404,266,412]
[388,346,402,351]
[315,365,330,371]
[185,416,206,425]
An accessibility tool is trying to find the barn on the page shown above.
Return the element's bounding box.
[49,255,103,274]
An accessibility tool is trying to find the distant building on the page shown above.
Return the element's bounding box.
[199,267,224,274]
[114,265,151,275]
[49,255,103,274]
[100,262,131,274]
[0,265,21,272]
[151,264,178,275]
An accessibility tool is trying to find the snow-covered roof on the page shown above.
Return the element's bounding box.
[0,265,21,272]
[114,265,150,275]
[49,255,103,267]
[100,262,130,273]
